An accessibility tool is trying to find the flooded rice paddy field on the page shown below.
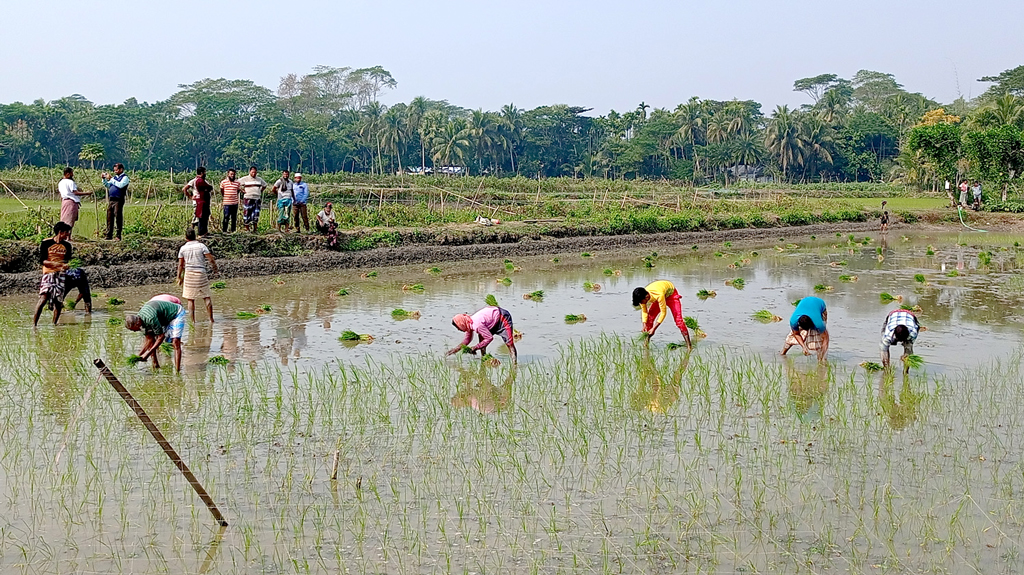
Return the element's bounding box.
[3,230,1024,573]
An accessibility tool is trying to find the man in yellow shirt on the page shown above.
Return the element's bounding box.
[632,280,692,348]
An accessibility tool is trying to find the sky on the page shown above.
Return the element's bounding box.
[3,0,1022,116]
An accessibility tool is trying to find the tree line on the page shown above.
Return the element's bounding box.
[1,64,1022,187]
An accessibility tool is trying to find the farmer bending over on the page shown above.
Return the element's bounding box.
[447,306,518,363]
[632,280,691,348]
[880,308,920,373]
[125,296,189,372]
[782,296,829,361]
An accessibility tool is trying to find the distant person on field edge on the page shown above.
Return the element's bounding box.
[315,202,338,247]
[58,167,92,232]
[271,169,294,232]
[177,227,219,323]
[782,295,829,361]
[239,166,268,232]
[125,296,188,372]
[880,211,889,232]
[34,221,74,326]
[972,181,982,210]
[632,280,692,349]
[959,180,969,207]
[184,167,213,236]
[292,173,310,233]
[219,168,241,232]
[101,163,129,240]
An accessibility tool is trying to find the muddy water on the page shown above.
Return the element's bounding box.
[6,230,1024,374]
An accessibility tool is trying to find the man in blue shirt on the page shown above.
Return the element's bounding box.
[782,296,829,361]
[291,173,310,233]
[101,163,129,240]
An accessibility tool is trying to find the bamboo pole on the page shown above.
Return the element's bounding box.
[93,359,228,527]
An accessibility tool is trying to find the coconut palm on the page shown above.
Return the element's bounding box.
[431,119,472,168]
[499,104,523,173]
[815,88,851,125]
[764,105,804,180]
[379,107,407,174]
[798,116,834,178]
[357,101,386,174]
[405,96,429,169]
[469,110,504,174]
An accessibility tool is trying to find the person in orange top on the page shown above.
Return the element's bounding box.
[632,280,692,348]
[33,221,74,326]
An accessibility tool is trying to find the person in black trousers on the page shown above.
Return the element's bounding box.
[101,163,129,240]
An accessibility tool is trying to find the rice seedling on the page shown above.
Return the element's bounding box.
[564,314,587,323]
[582,282,601,292]
[522,290,544,300]
[66,299,77,310]
[684,316,707,338]
[978,251,992,266]
[903,354,924,370]
[485,294,499,307]
[876,247,883,255]
[725,277,745,289]
[391,309,421,320]
[926,246,935,255]
[839,274,858,282]
[256,304,272,313]
[859,361,884,372]
[603,268,614,275]
[914,274,927,284]
[480,354,501,368]
[723,242,732,248]
[107,297,125,306]
[426,267,442,274]
[496,277,512,286]
[339,331,374,342]
[273,276,285,285]
[402,283,425,291]
[504,262,515,271]
[360,270,378,278]
[752,310,783,323]
[460,344,475,353]
[665,342,689,350]
[947,269,960,277]
[211,280,227,289]
[642,254,656,268]
[786,243,799,249]
[125,354,144,366]
[236,311,259,319]
[792,298,802,305]
[696,289,717,299]
[512,329,523,341]
[898,304,923,312]
[107,317,122,326]
[879,292,903,303]
[207,355,229,365]
[714,251,725,257]
[814,284,833,292]
[829,260,848,267]
[750,251,759,257]
[581,252,592,257]
[335,288,350,296]
[159,342,173,355]
[691,245,699,250]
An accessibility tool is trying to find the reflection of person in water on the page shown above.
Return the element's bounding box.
[877,371,922,430]
[450,363,516,414]
[630,348,690,413]
[785,359,830,422]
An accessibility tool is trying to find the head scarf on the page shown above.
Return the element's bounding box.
[452,313,472,332]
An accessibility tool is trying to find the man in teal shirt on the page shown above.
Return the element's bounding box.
[125,296,188,371]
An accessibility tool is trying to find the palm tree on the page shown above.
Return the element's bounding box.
[405,96,429,169]
[379,107,407,174]
[815,87,851,126]
[764,105,804,180]
[499,104,523,173]
[705,116,729,144]
[975,93,1024,129]
[358,101,386,174]
[732,131,764,175]
[798,116,834,179]
[722,101,753,136]
[469,110,504,174]
[431,119,472,168]
[672,98,705,178]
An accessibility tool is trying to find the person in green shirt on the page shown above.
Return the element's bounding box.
[125,296,188,371]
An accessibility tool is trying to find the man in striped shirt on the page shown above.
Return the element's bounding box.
[880,309,920,371]
[219,169,241,232]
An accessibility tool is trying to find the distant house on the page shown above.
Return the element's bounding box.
[405,167,433,175]
[438,166,465,176]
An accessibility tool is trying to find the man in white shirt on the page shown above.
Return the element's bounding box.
[238,166,268,233]
[58,167,92,232]
[177,227,219,322]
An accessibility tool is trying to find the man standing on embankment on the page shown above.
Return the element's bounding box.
[101,163,129,240]
[239,166,267,233]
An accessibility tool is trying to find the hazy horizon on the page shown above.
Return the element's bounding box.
[3,0,1020,114]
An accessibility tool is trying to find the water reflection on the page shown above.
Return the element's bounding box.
[786,359,830,423]
[450,363,515,414]
[877,370,922,430]
[631,348,690,414]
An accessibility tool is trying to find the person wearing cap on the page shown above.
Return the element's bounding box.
[446,305,518,363]
[292,173,310,233]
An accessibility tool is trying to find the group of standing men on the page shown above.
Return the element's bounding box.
[183,167,313,235]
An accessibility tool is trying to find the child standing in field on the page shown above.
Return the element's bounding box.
[880,211,889,232]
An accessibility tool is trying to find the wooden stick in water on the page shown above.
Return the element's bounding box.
[93,359,229,526]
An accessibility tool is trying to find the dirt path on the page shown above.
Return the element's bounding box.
[0,220,919,294]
